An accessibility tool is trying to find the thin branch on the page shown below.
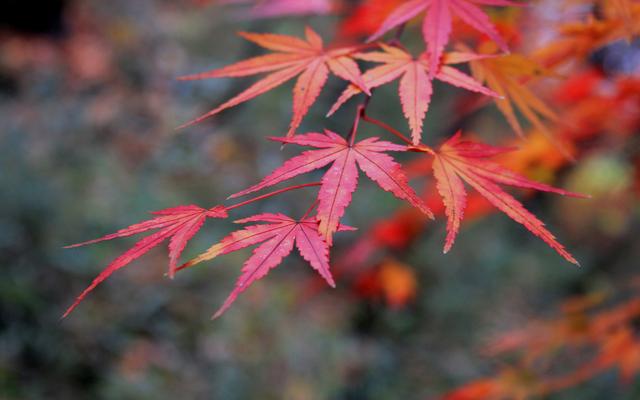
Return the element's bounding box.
[361,113,436,155]
[346,95,371,146]
[361,113,413,145]
[347,105,363,145]
[226,182,321,211]
[301,199,320,220]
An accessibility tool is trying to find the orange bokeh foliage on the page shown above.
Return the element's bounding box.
[355,258,418,308]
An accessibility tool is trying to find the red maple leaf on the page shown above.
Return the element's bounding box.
[368,0,521,77]
[328,44,499,144]
[442,378,501,400]
[426,131,587,263]
[338,0,406,38]
[63,205,228,317]
[177,213,353,318]
[179,27,369,136]
[229,130,433,245]
[211,0,334,18]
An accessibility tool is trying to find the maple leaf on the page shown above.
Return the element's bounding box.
[244,0,334,18]
[228,130,433,245]
[357,258,418,308]
[177,213,351,318]
[569,0,640,41]
[63,205,228,317]
[607,0,639,39]
[593,327,640,383]
[212,0,334,19]
[427,131,587,263]
[464,45,559,139]
[179,27,369,136]
[338,0,406,38]
[442,378,501,400]
[367,0,521,77]
[328,44,499,144]
[442,368,542,400]
[533,13,639,69]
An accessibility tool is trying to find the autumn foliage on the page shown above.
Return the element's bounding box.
[62,0,640,395]
[443,286,640,399]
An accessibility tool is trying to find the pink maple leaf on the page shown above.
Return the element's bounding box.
[328,44,499,144]
[368,0,522,77]
[63,205,228,317]
[229,130,433,245]
[177,213,353,318]
[430,131,588,262]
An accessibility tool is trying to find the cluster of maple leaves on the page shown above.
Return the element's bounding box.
[334,0,639,293]
[64,0,640,323]
[442,285,640,400]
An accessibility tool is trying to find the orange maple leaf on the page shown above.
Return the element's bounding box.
[179,27,370,136]
[424,131,587,262]
[533,10,640,69]
[328,43,498,144]
[465,44,561,142]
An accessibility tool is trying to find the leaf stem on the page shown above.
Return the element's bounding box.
[301,199,320,220]
[360,113,409,143]
[347,96,371,146]
[226,182,321,211]
[347,97,370,146]
[361,112,436,155]
[348,106,362,146]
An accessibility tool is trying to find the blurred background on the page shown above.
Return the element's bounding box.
[1,1,639,399]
